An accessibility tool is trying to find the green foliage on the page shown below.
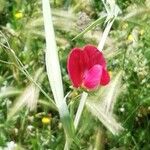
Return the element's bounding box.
[0,0,150,149]
[116,0,146,10]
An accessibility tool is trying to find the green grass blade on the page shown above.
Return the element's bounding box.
[72,15,106,41]
[42,0,75,147]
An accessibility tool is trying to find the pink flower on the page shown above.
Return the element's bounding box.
[67,45,110,90]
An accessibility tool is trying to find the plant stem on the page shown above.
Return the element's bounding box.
[98,18,115,51]
[74,92,88,129]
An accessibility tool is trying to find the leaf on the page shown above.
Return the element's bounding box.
[72,15,106,41]
[42,0,75,148]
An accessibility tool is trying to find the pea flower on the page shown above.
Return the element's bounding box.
[67,45,110,90]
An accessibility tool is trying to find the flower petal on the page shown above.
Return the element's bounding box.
[100,69,110,85]
[67,45,110,89]
[67,48,83,87]
[83,45,106,68]
[83,64,102,90]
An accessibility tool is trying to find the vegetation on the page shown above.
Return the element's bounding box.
[0,0,149,149]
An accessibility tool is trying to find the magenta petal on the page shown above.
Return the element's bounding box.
[100,69,110,85]
[67,48,83,87]
[83,65,102,90]
[83,45,106,68]
[67,45,110,89]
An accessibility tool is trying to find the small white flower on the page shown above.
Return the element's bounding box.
[119,107,125,112]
